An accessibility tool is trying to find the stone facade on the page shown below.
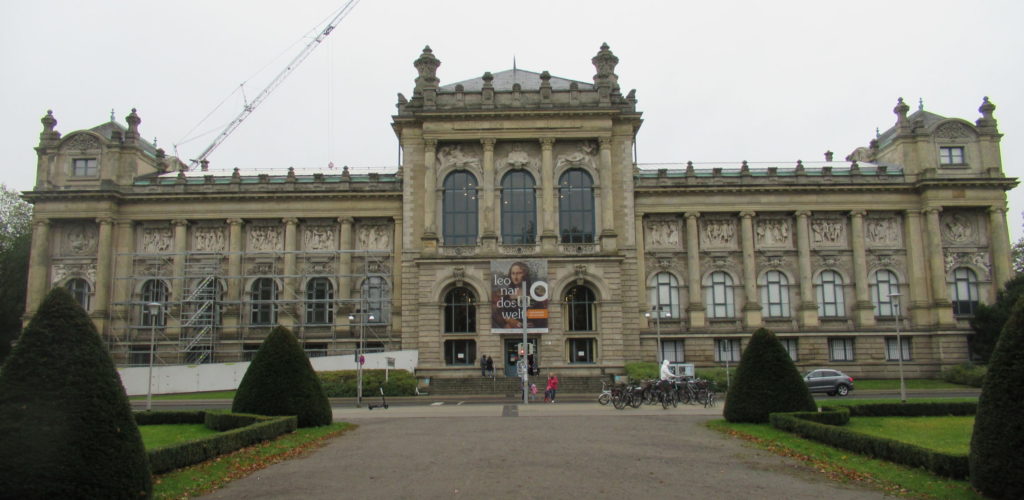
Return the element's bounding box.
[22,45,1016,379]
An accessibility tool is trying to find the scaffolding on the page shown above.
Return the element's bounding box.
[108,249,393,366]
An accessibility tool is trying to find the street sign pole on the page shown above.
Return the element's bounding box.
[521,281,529,405]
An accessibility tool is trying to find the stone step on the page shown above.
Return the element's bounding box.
[427,376,607,395]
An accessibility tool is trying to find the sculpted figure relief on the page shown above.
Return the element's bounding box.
[358,225,391,250]
[555,142,596,169]
[193,227,226,252]
[437,144,480,170]
[645,220,679,248]
[701,219,736,247]
[502,143,534,170]
[63,225,97,255]
[248,226,282,251]
[142,228,172,254]
[866,217,901,246]
[304,225,336,250]
[811,218,846,246]
[942,213,974,243]
[755,219,791,246]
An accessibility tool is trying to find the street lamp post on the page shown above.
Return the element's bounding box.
[145,302,161,411]
[644,306,670,362]
[349,312,374,408]
[889,292,907,403]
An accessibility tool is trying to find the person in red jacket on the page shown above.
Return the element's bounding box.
[545,373,559,403]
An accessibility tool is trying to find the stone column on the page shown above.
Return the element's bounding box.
[338,217,354,301]
[391,216,403,331]
[422,140,438,240]
[540,138,557,251]
[795,211,818,327]
[171,219,188,302]
[481,138,497,250]
[635,212,648,313]
[24,219,50,316]
[739,211,762,327]
[93,217,115,324]
[223,218,244,339]
[685,212,706,328]
[112,220,134,316]
[282,218,298,326]
[903,210,931,325]
[925,208,955,325]
[989,206,1012,290]
[849,210,875,327]
[598,138,617,250]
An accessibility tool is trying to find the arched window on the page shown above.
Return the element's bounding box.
[65,278,91,310]
[305,278,334,325]
[442,171,478,245]
[250,278,277,325]
[140,279,169,326]
[444,287,476,333]
[500,170,537,244]
[814,270,845,317]
[705,271,734,319]
[362,276,388,323]
[759,270,790,318]
[871,270,900,317]
[648,272,680,319]
[558,169,595,243]
[564,285,596,331]
[950,267,980,316]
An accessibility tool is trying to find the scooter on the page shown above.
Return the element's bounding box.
[368,384,389,410]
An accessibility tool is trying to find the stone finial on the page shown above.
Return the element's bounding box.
[125,108,141,141]
[413,45,441,92]
[232,167,241,181]
[824,150,834,162]
[894,97,910,128]
[200,159,209,172]
[287,166,296,181]
[482,71,494,87]
[591,42,619,87]
[918,98,924,111]
[156,148,165,159]
[976,96,998,130]
[540,70,551,86]
[40,110,60,142]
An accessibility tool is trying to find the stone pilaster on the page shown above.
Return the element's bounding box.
[112,219,134,316]
[903,210,931,325]
[171,219,188,302]
[24,219,50,316]
[93,217,115,325]
[925,208,955,326]
[989,206,1011,290]
[598,137,617,250]
[685,212,706,328]
[739,211,762,327]
[338,217,354,301]
[540,138,557,251]
[480,138,497,250]
[795,210,818,327]
[281,217,298,326]
[850,210,875,327]
[422,140,438,240]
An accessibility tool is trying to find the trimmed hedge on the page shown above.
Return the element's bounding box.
[791,406,850,426]
[844,402,976,417]
[624,362,658,381]
[941,362,987,388]
[770,411,968,479]
[145,413,297,474]
[724,328,816,423]
[319,369,417,397]
[134,410,205,426]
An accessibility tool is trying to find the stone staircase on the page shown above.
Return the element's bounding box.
[426,376,607,396]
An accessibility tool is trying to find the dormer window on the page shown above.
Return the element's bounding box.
[939,146,965,166]
[72,158,98,177]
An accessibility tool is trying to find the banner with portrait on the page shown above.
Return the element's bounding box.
[490,259,549,333]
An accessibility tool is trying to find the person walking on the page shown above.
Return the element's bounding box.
[545,373,559,403]
[480,355,487,377]
[485,355,494,377]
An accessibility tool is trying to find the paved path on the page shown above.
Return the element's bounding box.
[203,403,887,500]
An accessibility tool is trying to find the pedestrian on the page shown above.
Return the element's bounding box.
[480,354,487,377]
[545,373,559,403]
[529,383,538,401]
[486,355,494,377]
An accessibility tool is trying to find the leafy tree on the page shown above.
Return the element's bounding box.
[969,273,1024,363]
[233,325,332,427]
[970,296,1024,498]
[0,184,32,363]
[0,288,152,498]
[1012,236,1024,275]
[723,328,816,423]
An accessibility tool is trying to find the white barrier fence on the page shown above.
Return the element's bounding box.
[117,350,420,396]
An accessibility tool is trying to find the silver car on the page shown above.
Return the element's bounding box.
[804,368,855,396]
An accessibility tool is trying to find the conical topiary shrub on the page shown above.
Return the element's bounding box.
[970,296,1024,499]
[723,328,816,423]
[0,288,152,499]
[233,325,332,427]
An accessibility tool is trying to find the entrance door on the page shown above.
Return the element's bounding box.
[504,338,538,377]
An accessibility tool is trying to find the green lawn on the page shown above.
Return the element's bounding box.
[140,424,220,449]
[130,390,236,401]
[845,416,973,455]
[708,420,983,500]
[823,397,977,406]
[853,379,970,390]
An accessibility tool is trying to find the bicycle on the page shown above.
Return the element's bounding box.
[597,380,613,406]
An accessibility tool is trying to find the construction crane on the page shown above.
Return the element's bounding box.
[189,0,360,170]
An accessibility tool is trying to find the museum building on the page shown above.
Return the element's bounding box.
[22,44,1016,379]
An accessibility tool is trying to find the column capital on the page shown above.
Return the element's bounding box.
[282,217,299,225]
[115,218,133,227]
[95,217,114,226]
[739,211,755,219]
[338,216,355,225]
[33,219,50,229]
[227,218,244,226]
[480,138,495,151]
[923,207,943,215]
[539,138,555,149]
[988,205,1007,215]
[424,139,437,149]
[684,211,701,220]
[598,137,612,149]
[171,219,189,227]
[849,209,867,218]
[904,209,923,217]
[794,210,811,218]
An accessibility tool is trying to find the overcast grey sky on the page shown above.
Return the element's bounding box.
[2,0,1022,238]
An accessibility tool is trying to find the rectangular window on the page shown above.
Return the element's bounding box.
[885,337,911,361]
[780,338,798,361]
[714,338,741,362]
[242,343,261,361]
[305,343,328,358]
[443,339,476,365]
[661,340,684,363]
[828,338,855,362]
[568,338,595,363]
[72,158,98,177]
[939,146,965,165]
[129,345,151,366]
